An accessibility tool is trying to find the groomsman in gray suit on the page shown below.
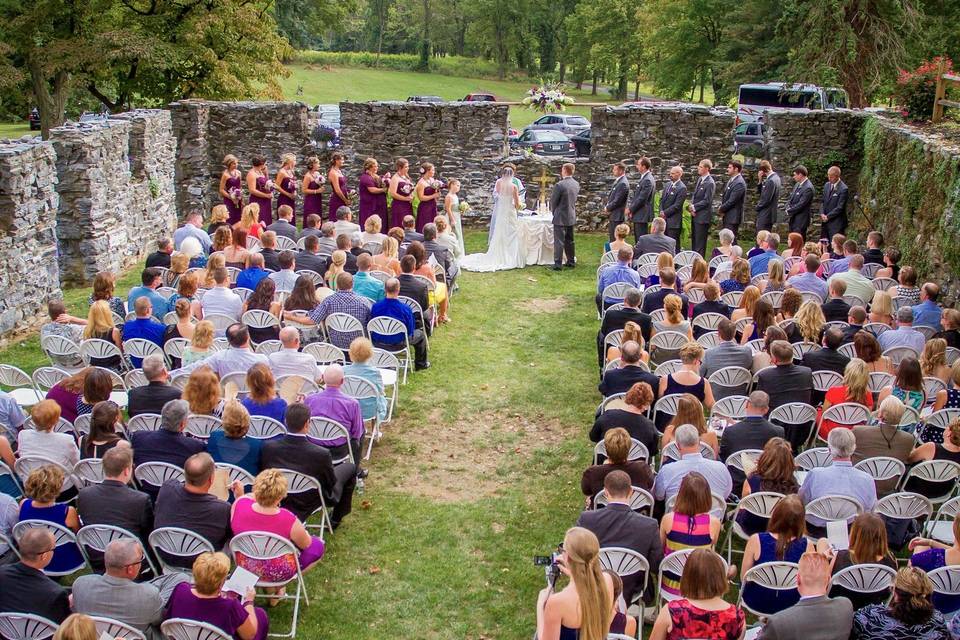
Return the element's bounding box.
[819,166,849,240]
[628,157,656,241]
[687,159,716,257]
[603,163,630,241]
[549,163,579,270]
[717,160,746,241]
[785,165,815,237]
[659,165,687,246]
[755,160,781,233]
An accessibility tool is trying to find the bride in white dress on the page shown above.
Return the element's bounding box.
[461,168,527,272]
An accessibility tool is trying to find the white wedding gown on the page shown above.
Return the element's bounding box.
[461,180,527,272]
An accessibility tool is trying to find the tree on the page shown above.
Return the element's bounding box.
[466,0,528,78]
[366,0,395,60]
[781,0,920,107]
[714,0,790,104]
[275,0,354,50]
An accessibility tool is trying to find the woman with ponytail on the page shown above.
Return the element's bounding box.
[851,566,949,640]
[535,527,613,640]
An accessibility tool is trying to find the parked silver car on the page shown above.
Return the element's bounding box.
[524,114,590,136]
[734,122,767,149]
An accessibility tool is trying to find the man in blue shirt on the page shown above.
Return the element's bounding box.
[236,253,270,291]
[747,232,780,277]
[126,268,170,320]
[352,254,385,303]
[786,254,829,301]
[122,297,166,368]
[827,239,857,275]
[596,246,643,312]
[172,211,212,253]
[912,282,943,331]
[370,278,428,370]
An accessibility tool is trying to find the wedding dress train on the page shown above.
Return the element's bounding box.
[461,175,527,272]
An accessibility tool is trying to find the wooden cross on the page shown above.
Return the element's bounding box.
[535,167,556,206]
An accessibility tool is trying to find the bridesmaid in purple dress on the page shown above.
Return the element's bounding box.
[301,156,325,227]
[415,162,442,233]
[327,152,349,222]
[246,156,274,226]
[219,154,244,225]
[388,157,414,229]
[275,153,297,223]
[358,157,389,229]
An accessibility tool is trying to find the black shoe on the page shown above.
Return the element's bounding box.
[552,265,562,271]
[415,361,431,371]
[564,263,575,268]
[356,468,369,480]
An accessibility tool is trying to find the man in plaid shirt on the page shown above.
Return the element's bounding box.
[309,272,372,349]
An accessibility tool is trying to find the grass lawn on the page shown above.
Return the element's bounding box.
[0,230,608,639]
[0,122,31,139]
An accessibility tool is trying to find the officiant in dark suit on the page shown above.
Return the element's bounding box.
[785,165,815,237]
[659,165,687,246]
[549,163,579,271]
[717,160,746,241]
[628,157,656,241]
[687,159,716,257]
[604,162,629,241]
[819,165,848,240]
[755,160,781,233]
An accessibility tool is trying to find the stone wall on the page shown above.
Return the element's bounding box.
[0,139,62,338]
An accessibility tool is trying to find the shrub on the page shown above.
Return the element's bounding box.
[892,57,953,122]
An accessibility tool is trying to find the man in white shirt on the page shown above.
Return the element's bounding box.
[172,211,212,253]
[200,268,242,321]
[268,251,299,292]
[173,324,267,378]
[268,327,320,381]
[333,206,361,240]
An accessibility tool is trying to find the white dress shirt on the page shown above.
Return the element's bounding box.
[174,347,268,378]
[268,349,321,381]
[200,286,242,320]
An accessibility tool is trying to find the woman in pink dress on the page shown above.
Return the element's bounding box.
[358,157,389,229]
[415,162,442,233]
[246,156,273,226]
[327,152,349,222]
[275,153,297,223]
[219,154,244,225]
[389,157,414,229]
[301,156,324,226]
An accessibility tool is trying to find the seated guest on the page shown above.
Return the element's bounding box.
[753,326,787,374]
[748,232,780,277]
[852,396,914,494]
[652,294,691,338]
[241,279,282,345]
[757,551,853,640]
[334,205,361,239]
[935,308,960,349]
[877,356,925,411]
[598,340,658,398]
[235,253,270,291]
[174,211,213,254]
[127,268,170,319]
[589,382,658,456]
[880,307,927,355]
[730,285,760,325]
[653,424,732,502]
[179,237,206,270]
[576,470,662,607]
[876,246,901,280]
[131,399,205,472]
[909,514,960,574]
[343,337,389,423]
[207,205,230,236]
[0,528,71,622]
[260,403,358,528]
[89,270,127,319]
[645,252,680,289]
[353,253,386,302]
[739,438,799,533]
[397,255,432,330]
[719,258,751,294]
[658,341,714,409]
[79,400,129,459]
[821,278,851,323]
[308,272,372,351]
[230,469,325,587]
[372,237,401,276]
[201,267,243,321]
[370,278,429,370]
[659,473,723,597]
[828,254,875,304]
[581,428,655,507]
[77,448,153,545]
[719,391,784,492]
[816,513,897,609]
[154,453,238,567]
[72,540,172,638]
[123,296,166,368]
[818,358,873,438]
[802,327,850,375]
[401,215,424,243]
[327,234,358,275]
[304,365,365,465]
[422,223,457,286]
[828,239,857,274]
[268,327,320,381]
[40,300,84,367]
[603,571,638,638]
[0,493,16,556]
[841,306,867,343]
[182,320,216,366]
[44,368,88,424]
[75,367,113,417]
[164,296,197,349]
[18,400,80,478]
[598,287,652,364]
[407,241,449,322]
[166,552,268,640]
[175,324,268,378]
[850,567,950,640]
[317,221,338,254]
[691,281,731,331]
[268,250,298,292]
[906,419,960,498]
[241,363,287,423]
[800,428,876,537]
[863,231,885,265]
[597,246,643,312]
[921,338,951,383]
[434,215,462,265]
[700,319,753,377]
[932,359,960,411]
[19,466,84,574]
[146,238,174,269]
[635,216,677,256]
[266,204,297,241]
[641,268,688,316]
[182,365,224,418]
[748,230,770,259]
[207,400,262,477]
[256,230,279,270]
[740,496,811,613]
[604,321,649,364]
[912,282,943,331]
[128,354,182,417]
[296,235,328,274]
[776,289,804,342]
[756,340,813,410]
[660,394,718,457]
[870,290,895,326]
[649,548,744,640]
[854,330,893,373]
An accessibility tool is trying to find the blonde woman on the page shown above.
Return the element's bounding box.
[658,342,715,410]
[202,252,227,289]
[372,236,401,275]
[82,301,122,368]
[208,399,260,475]
[646,252,677,288]
[325,250,347,289]
[720,258,751,294]
[535,527,613,640]
[182,320,215,366]
[210,225,232,254]
[762,259,785,292]
[235,203,264,240]
[361,214,387,247]
[182,364,223,416]
[921,338,951,383]
[653,294,692,339]
[207,203,231,235]
[275,153,297,222]
[788,241,823,276]
[869,290,895,327]
[167,252,190,286]
[682,257,709,294]
[165,298,196,346]
[219,154,244,224]
[660,394,718,456]
[819,358,873,438]
[731,285,761,323]
[606,223,631,254]
[605,321,649,364]
[434,215,463,263]
[794,300,826,344]
[54,614,98,640]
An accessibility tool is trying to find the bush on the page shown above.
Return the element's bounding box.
[892,57,953,122]
[294,50,529,81]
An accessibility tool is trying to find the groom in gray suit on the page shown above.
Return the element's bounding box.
[604,163,630,241]
[717,160,746,241]
[549,163,579,270]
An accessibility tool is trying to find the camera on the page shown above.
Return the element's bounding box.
[533,551,562,589]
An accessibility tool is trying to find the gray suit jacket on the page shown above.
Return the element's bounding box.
[605,175,630,223]
[629,171,656,223]
[72,573,183,640]
[690,175,716,224]
[820,179,849,237]
[266,219,298,241]
[659,180,688,230]
[785,179,815,228]
[758,595,853,640]
[700,340,754,377]
[718,174,746,225]
[634,232,677,257]
[756,172,781,226]
[550,176,579,227]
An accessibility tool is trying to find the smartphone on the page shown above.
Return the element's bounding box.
[533,556,553,566]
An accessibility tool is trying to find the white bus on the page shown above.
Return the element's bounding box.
[736,83,849,124]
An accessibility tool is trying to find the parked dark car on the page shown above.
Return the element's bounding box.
[570,129,591,157]
[463,93,496,102]
[513,129,574,157]
[29,108,40,131]
[733,122,767,150]
[407,95,444,103]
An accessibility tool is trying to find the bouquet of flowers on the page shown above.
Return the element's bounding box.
[345,188,358,201]
[430,178,447,191]
[376,171,391,188]
[317,173,326,185]
[400,183,414,196]
[264,179,275,191]
[458,201,471,214]
[522,84,575,113]
[229,188,242,203]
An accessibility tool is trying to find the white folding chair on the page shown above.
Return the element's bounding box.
[148,527,215,575]
[308,417,354,465]
[811,370,843,392]
[275,374,320,396]
[925,377,948,405]
[342,375,383,459]
[220,371,249,396]
[0,365,43,406]
[90,617,146,640]
[123,368,150,389]
[593,438,649,464]
[597,393,627,415]
[725,492,784,562]
[883,346,919,368]
[72,458,105,488]
[79,339,125,370]
[855,456,906,490]
[216,463,255,491]
[123,338,165,368]
[862,322,891,337]
[12,520,87,577]
[648,331,688,365]
[14,456,72,490]
[709,395,749,422]
[161,619,232,640]
[687,287,705,304]
[77,524,159,577]
[254,340,283,355]
[39,335,83,369]
[651,393,684,426]
[325,312,367,353]
[791,341,819,361]
[203,313,238,336]
[794,447,833,471]
[657,549,729,611]
[739,562,800,617]
[708,367,751,400]
[369,348,401,421]
[30,367,70,394]
[760,290,783,310]
[242,309,281,333]
[820,402,872,433]
[73,413,92,438]
[805,494,862,529]
[925,496,960,543]
[127,413,163,434]
[304,341,346,365]
[134,462,185,494]
[901,459,960,504]
[164,338,191,364]
[868,371,895,394]
[721,291,743,308]
[276,468,331,536]
[653,359,682,376]
[696,331,723,349]
[0,613,59,640]
[919,409,960,444]
[297,269,325,286]
[598,547,650,618]
[233,287,254,303]
[366,316,411,383]
[185,415,222,440]
[928,565,960,618]
[593,487,654,515]
[874,492,933,546]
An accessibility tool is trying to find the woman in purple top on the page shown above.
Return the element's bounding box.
[165,552,268,640]
[275,153,297,222]
[415,161,442,233]
[246,155,273,226]
[219,154,244,225]
[389,157,414,229]
[358,157,389,228]
[300,156,324,226]
[239,364,287,424]
[327,152,349,222]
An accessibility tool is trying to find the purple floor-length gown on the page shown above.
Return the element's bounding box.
[328,173,348,222]
[391,178,414,229]
[251,175,273,226]
[277,175,296,221]
[416,184,438,233]
[358,173,387,229]
[303,173,324,226]
[223,172,243,225]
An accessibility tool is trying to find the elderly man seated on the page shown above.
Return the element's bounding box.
[267,327,320,381]
[596,246,643,312]
[131,399,206,483]
[652,423,732,503]
[304,364,366,465]
[174,324,268,378]
[128,353,182,417]
[236,253,270,291]
[0,529,71,622]
[598,340,658,398]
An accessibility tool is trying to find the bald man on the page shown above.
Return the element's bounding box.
[819,166,848,240]
[303,364,365,464]
[758,552,852,640]
[268,326,320,381]
[0,528,70,622]
[658,165,687,246]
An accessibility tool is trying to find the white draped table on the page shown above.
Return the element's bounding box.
[518,212,555,266]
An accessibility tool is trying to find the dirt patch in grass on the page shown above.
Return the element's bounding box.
[516,297,569,314]
[375,409,574,502]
